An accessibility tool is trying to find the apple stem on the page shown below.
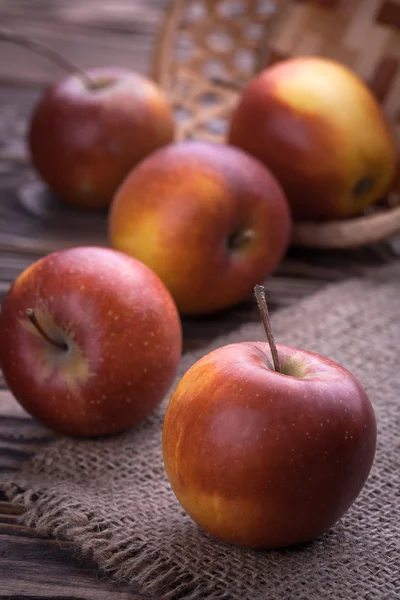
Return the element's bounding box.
[0,27,94,89]
[254,285,281,373]
[26,308,68,351]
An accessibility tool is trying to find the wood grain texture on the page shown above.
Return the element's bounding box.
[0,532,151,599]
[0,1,399,598]
[0,0,169,85]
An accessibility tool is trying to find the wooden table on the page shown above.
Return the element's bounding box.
[0,2,398,598]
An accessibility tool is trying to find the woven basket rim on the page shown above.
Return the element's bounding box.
[292,195,400,248]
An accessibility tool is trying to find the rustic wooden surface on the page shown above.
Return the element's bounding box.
[0,1,399,598]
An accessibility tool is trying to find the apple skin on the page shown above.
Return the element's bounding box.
[163,342,376,549]
[0,246,182,437]
[229,57,397,221]
[28,67,175,209]
[109,141,292,315]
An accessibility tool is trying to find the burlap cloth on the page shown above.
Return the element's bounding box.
[4,262,400,600]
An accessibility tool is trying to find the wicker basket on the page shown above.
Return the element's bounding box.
[153,0,400,249]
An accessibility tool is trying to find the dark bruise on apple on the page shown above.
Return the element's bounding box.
[162,286,377,550]
[0,247,182,437]
[28,67,175,209]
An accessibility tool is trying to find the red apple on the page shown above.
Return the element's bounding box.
[163,288,376,549]
[28,67,175,209]
[0,246,182,437]
[229,57,397,221]
[109,141,292,315]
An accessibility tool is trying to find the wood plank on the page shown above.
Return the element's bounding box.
[0,534,151,599]
[0,500,23,516]
[0,0,169,85]
[0,20,156,83]
[0,0,167,29]
[0,179,110,259]
[0,390,30,418]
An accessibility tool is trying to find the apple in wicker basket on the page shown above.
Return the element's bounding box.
[109,141,292,315]
[163,286,377,549]
[28,67,175,209]
[229,57,397,222]
[0,247,182,437]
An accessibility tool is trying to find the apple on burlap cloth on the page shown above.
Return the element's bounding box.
[2,261,400,600]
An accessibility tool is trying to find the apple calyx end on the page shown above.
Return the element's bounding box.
[353,176,374,199]
[254,285,281,374]
[228,228,256,252]
[26,308,68,351]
